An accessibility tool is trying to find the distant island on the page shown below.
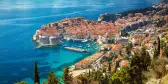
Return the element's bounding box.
[24,1,168,84]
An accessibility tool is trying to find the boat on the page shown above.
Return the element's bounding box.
[73,39,83,41]
[35,43,50,48]
[64,37,70,41]
[87,44,91,47]
[36,44,45,48]
[82,39,88,42]
[67,37,70,41]
[64,47,88,52]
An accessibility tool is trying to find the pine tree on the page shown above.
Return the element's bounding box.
[139,47,151,70]
[48,72,59,84]
[34,60,40,84]
[108,61,111,72]
[88,69,91,77]
[62,67,73,84]
[153,47,158,59]
[157,37,160,56]
[78,74,88,84]
[88,69,92,84]
[163,46,168,57]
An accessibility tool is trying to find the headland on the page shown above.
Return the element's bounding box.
[33,0,168,79]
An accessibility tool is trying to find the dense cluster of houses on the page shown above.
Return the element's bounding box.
[64,18,118,42]
[153,1,168,9]
[75,52,104,69]
[33,17,120,45]
[72,11,168,72]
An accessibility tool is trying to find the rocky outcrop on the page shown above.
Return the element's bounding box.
[98,13,121,22]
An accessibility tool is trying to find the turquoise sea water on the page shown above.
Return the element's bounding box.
[0,0,161,84]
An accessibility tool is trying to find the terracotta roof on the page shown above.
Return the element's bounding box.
[111,44,122,51]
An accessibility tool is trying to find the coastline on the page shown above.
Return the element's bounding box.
[0,0,166,84]
[31,0,168,82]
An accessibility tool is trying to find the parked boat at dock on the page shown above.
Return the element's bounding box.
[82,39,88,42]
[64,47,88,52]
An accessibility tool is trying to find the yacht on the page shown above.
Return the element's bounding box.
[82,39,88,42]
[64,47,88,52]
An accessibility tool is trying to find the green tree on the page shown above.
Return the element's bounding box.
[78,74,89,84]
[140,47,151,70]
[15,81,27,84]
[108,61,111,72]
[48,72,59,84]
[34,60,40,84]
[130,47,151,83]
[157,37,160,56]
[62,67,73,84]
[93,69,103,81]
[112,67,131,84]
[100,74,110,84]
[153,47,158,59]
[160,39,164,49]
[163,46,168,57]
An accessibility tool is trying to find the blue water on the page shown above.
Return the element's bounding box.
[0,0,161,84]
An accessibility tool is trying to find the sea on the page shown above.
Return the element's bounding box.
[0,0,161,84]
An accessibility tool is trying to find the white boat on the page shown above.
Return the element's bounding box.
[64,37,70,41]
[35,43,49,48]
[73,39,83,41]
[64,47,88,52]
[67,37,70,41]
[82,39,88,42]
[36,44,45,48]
